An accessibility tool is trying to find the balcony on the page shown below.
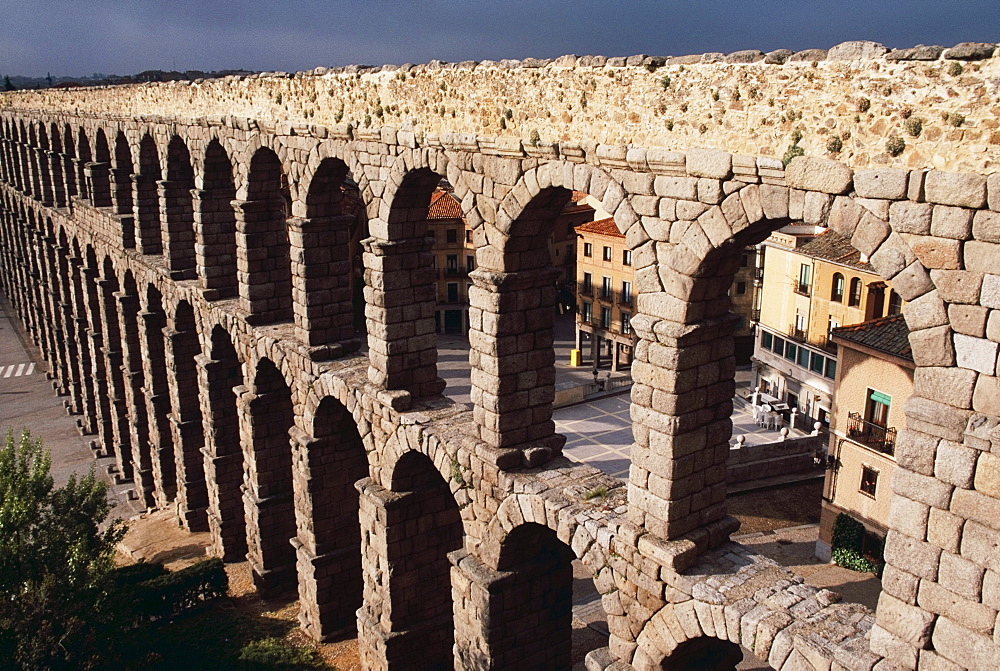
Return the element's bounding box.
[847,412,896,456]
[794,282,811,296]
[440,267,470,278]
[578,281,593,297]
[787,324,807,343]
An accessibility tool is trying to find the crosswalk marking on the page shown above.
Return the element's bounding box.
[1,363,35,378]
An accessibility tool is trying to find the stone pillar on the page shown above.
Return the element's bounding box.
[363,236,443,399]
[118,290,156,508]
[233,198,293,325]
[42,237,71,396]
[47,151,66,208]
[468,267,564,460]
[138,308,177,505]
[85,161,112,208]
[97,278,134,482]
[61,152,77,201]
[82,265,115,458]
[290,425,365,641]
[627,312,741,549]
[72,157,89,201]
[132,174,162,255]
[68,256,98,435]
[288,215,359,358]
[17,144,31,194]
[56,247,84,416]
[355,478,455,671]
[237,385,297,596]
[111,167,133,215]
[196,353,247,561]
[158,179,196,279]
[24,145,40,198]
[164,324,208,531]
[192,188,237,300]
[35,148,53,206]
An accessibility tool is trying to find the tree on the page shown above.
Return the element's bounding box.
[0,428,126,670]
[2,76,14,91]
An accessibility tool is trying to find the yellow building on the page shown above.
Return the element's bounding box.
[816,314,913,562]
[753,227,902,426]
[574,217,637,370]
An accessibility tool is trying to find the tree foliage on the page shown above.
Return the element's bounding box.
[0,428,126,670]
[2,76,14,91]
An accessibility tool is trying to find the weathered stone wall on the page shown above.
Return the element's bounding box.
[1,44,1000,667]
[3,42,999,174]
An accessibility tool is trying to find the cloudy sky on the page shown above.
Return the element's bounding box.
[3,0,998,78]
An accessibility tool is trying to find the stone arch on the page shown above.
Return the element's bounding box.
[241,356,297,595]
[34,123,54,206]
[169,300,209,531]
[196,138,238,299]
[89,128,112,207]
[202,324,248,561]
[99,254,133,482]
[292,155,366,350]
[62,123,77,200]
[143,282,177,504]
[357,448,464,670]
[293,394,369,640]
[237,146,293,324]
[163,136,197,279]
[121,269,155,507]
[135,134,163,255]
[83,244,115,459]
[634,604,748,671]
[75,126,92,201]
[112,130,134,221]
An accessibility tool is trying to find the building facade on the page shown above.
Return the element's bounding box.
[817,314,914,563]
[754,227,903,426]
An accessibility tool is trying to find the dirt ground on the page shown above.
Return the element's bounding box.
[728,479,824,534]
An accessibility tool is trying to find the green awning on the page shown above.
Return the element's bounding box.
[870,391,891,405]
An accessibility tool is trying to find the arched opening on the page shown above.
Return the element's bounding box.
[84,245,114,459]
[163,136,196,279]
[296,395,368,639]
[135,134,163,255]
[370,450,462,669]
[90,128,113,207]
[62,124,77,200]
[243,357,296,595]
[25,123,40,198]
[67,238,98,435]
[112,131,135,221]
[197,140,238,298]
[471,185,572,453]
[48,122,66,207]
[121,271,156,507]
[35,124,53,206]
[238,148,292,324]
[297,157,366,351]
[363,167,445,398]
[100,256,133,483]
[75,129,92,201]
[170,300,209,531]
[660,637,744,671]
[144,284,177,504]
[492,522,576,670]
[203,325,248,561]
[56,228,84,416]
[831,272,845,303]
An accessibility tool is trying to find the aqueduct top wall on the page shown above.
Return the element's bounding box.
[2,40,1000,670]
[3,40,1000,173]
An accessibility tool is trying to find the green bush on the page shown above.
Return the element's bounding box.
[238,637,324,670]
[832,547,880,573]
[831,513,883,575]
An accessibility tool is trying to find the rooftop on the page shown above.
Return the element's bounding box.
[427,188,462,219]
[832,313,912,362]
[796,229,875,272]
[576,217,623,238]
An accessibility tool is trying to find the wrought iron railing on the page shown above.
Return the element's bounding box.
[847,412,896,455]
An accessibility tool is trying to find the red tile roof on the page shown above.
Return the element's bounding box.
[576,217,623,238]
[428,189,463,219]
[832,313,912,362]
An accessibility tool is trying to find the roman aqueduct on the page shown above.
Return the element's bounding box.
[2,41,1000,669]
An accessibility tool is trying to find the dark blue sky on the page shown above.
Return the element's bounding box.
[3,0,998,78]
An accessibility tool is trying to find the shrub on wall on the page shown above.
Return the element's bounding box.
[831,513,883,575]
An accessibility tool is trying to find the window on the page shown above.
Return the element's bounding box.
[446,229,457,244]
[447,283,459,303]
[581,301,592,322]
[621,312,632,335]
[825,358,837,380]
[582,272,592,294]
[622,249,632,266]
[787,392,799,411]
[794,312,807,338]
[797,347,809,368]
[773,336,785,357]
[866,389,891,427]
[601,307,612,329]
[602,276,612,300]
[736,281,747,295]
[785,342,797,362]
[888,290,902,316]
[446,254,458,274]
[467,255,475,272]
[860,466,879,497]
[831,273,845,302]
[797,264,812,294]
[583,243,593,257]
[810,352,825,374]
[849,277,862,307]
[762,331,773,350]
[465,230,473,243]
[622,280,633,304]
[741,253,749,268]
[603,246,612,261]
